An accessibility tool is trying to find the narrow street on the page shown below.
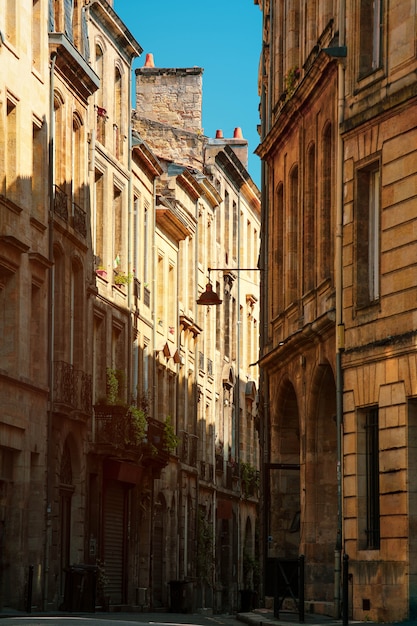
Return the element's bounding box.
[0,612,244,626]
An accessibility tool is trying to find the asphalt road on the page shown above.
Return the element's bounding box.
[0,612,243,626]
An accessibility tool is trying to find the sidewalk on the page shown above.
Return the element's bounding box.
[236,607,362,626]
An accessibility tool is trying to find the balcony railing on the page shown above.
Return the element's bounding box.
[179,431,197,467]
[72,201,87,237]
[54,360,92,415]
[200,461,214,482]
[93,408,169,471]
[53,186,87,238]
[54,184,68,221]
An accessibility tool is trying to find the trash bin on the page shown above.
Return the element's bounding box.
[169,580,192,613]
[62,564,97,612]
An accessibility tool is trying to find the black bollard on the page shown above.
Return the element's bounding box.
[26,565,34,613]
[298,554,305,623]
[342,554,349,626]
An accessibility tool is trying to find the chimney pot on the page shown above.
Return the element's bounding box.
[233,127,243,139]
[144,53,155,68]
[215,129,224,138]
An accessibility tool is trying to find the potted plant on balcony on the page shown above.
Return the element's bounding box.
[163,415,180,453]
[129,405,147,445]
[96,266,108,279]
[113,270,133,287]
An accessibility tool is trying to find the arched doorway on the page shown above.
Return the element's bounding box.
[305,363,337,604]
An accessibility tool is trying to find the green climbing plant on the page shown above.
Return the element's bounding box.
[163,415,180,452]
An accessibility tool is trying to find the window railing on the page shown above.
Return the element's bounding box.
[54,360,92,414]
[72,201,87,237]
[54,184,68,220]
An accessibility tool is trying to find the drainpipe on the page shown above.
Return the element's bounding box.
[126,56,137,400]
[149,176,157,607]
[334,0,346,618]
[236,192,241,600]
[44,49,57,611]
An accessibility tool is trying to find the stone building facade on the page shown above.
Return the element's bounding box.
[0,0,261,614]
[256,0,417,622]
[133,54,262,613]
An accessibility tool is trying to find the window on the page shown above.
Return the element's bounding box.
[114,67,122,159]
[72,113,83,210]
[94,170,104,263]
[95,45,105,144]
[273,183,284,318]
[356,163,380,308]
[32,0,41,72]
[32,120,46,219]
[304,143,316,294]
[287,165,299,304]
[6,0,17,46]
[321,123,332,280]
[6,97,18,203]
[359,0,382,76]
[358,406,380,549]
[113,185,122,273]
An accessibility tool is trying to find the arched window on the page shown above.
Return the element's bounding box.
[321,123,332,280]
[72,113,83,211]
[287,165,299,304]
[304,143,316,293]
[114,67,122,158]
[273,182,284,318]
[95,44,106,144]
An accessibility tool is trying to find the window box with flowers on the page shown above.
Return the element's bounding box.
[113,270,133,287]
[96,267,108,279]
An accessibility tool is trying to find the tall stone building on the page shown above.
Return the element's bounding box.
[134,54,261,613]
[0,0,261,614]
[257,0,417,622]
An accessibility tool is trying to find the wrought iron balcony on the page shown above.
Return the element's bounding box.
[53,360,92,417]
[93,408,169,471]
[72,201,87,237]
[54,185,68,221]
[179,431,197,467]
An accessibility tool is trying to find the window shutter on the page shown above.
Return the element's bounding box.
[64,0,73,42]
[81,8,90,60]
[48,0,54,32]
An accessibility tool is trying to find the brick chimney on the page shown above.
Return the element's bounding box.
[135,54,203,134]
[207,128,249,171]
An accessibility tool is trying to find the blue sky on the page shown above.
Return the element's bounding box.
[113,0,262,187]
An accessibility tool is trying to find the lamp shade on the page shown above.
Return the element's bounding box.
[196,282,223,306]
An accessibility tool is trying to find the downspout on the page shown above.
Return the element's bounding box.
[236,192,241,601]
[334,0,346,618]
[44,49,57,611]
[149,175,157,608]
[126,56,137,400]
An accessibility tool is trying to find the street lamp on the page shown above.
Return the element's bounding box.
[196,267,261,306]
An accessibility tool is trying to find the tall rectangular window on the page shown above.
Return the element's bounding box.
[356,163,380,308]
[6,97,18,202]
[358,406,380,549]
[32,120,45,219]
[365,407,380,549]
[113,186,122,271]
[6,0,17,46]
[359,0,382,76]
[32,0,41,72]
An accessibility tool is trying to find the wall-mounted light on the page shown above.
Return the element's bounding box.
[196,267,261,306]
